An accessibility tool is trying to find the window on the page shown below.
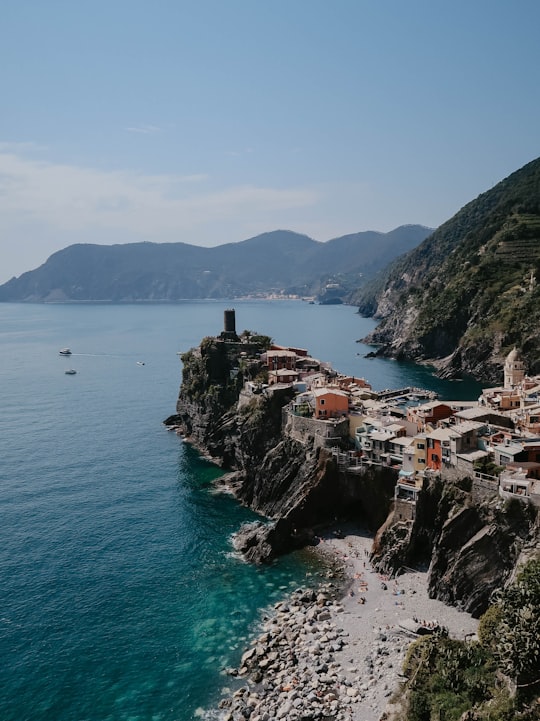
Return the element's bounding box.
[320,399,325,405]
[417,443,425,450]
[418,458,425,465]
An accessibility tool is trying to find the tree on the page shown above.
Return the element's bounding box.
[490,557,540,687]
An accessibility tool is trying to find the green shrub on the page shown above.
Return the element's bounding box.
[478,604,504,651]
[402,636,498,720]
[494,560,540,686]
[408,691,430,721]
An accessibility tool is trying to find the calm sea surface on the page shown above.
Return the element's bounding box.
[0,301,482,721]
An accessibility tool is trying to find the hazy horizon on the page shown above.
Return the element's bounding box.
[1,1,539,282]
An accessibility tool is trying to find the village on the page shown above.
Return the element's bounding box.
[234,328,540,512]
[173,312,540,721]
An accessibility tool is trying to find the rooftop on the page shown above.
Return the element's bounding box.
[426,427,460,441]
[312,387,349,399]
[390,437,414,448]
[410,400,452,413]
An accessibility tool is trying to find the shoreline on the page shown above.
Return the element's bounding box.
[210,524,479,721]
[314,527,479,720]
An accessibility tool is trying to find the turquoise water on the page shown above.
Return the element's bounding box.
[0,301,482,721]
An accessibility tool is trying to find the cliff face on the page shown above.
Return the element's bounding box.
[372,478,539,617]
[171,335,397,560]
[175,340,295,474]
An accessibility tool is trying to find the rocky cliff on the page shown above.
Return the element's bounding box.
[169,332,397,561]
[372,477,539,617]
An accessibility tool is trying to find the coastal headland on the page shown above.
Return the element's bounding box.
[168,310,539,720]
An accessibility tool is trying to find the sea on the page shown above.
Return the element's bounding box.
[0,300,483,721]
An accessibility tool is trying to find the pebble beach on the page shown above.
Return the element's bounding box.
[213,526,479,721]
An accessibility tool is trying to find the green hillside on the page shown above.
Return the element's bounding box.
[353,157,540,381]
[0,226,431,302]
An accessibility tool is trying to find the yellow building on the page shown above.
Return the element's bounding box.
[411,435,428,473]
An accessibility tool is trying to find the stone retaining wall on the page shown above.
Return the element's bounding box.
[472,477,499,503]
[393,498,416,522]
[284,411,349,448]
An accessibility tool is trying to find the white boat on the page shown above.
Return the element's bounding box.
[136,361,145,366]
[65,369,77,375]
[59,348,72,355]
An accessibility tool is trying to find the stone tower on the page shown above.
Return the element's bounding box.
[221,308,239,341]
[504,347,526,388]
[224,309,236,335]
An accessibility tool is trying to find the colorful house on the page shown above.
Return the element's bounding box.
[312,388,349,419]
[411,435,428,473]
[425,422,484,470]
[515,405,540,434]
[265,349,297,371]
[425,428,458,471]
[268,368,299,385]
[407,402,454,433]
[331,375,372,392]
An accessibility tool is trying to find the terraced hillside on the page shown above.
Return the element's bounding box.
[493,214,540,264]
[353,157,540,382]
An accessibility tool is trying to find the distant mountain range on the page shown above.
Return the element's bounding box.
[0,226,432,302]
[355,157,540,381]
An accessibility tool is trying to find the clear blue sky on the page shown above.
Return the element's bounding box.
[1,0,539,282]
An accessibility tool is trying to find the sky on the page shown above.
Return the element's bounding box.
[1,0,539,283]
